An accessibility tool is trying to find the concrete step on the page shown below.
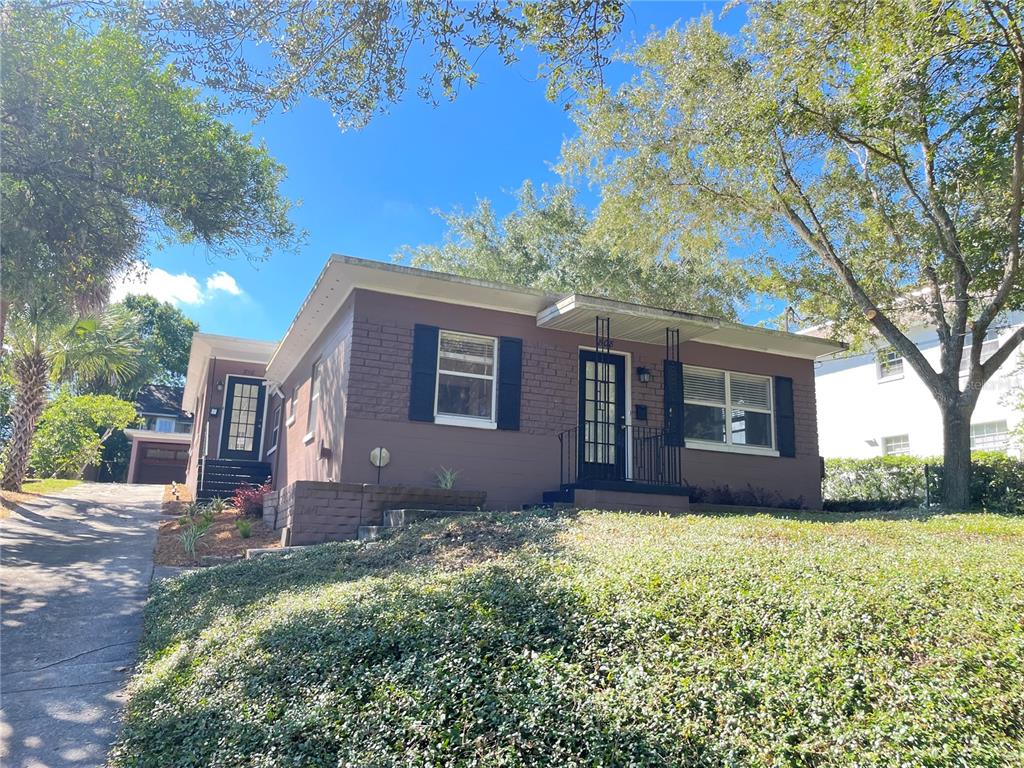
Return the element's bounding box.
[382,508,478,527]
[358,525,391,542]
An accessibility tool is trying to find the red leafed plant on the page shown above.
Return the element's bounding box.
[232,481,272,518]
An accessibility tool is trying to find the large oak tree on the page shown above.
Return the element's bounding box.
[565,0,1024,508]
[0,7,297,490]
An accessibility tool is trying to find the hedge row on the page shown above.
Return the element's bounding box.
[823,451,1024,512]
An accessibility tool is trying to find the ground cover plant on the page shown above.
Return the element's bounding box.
[112,509,1024,767]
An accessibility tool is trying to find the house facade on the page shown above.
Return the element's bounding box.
[182,256,843,543]
[812,313,1024,459]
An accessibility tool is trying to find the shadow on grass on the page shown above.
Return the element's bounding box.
[142,508,580,655]
[116,560,686,767]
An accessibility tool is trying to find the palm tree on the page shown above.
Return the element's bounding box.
[2,305,139,491]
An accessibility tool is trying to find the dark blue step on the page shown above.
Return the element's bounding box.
[542,487,575,505]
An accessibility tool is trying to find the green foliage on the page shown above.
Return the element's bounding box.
[564,0,1024,507]
[435,466,459,490]
[28,391,138,479]
[823,453,1024,512]
[402,181,747,318]
[207,497,228,513]
[111,509,1024,766]
[96,2,625,129]
[178,519,210,561]
[1,5,298,322]
[100,296,199,397]
[234,519,252,539]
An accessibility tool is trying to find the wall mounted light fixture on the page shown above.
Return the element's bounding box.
[216,379,224,392]
[636,367,652,384]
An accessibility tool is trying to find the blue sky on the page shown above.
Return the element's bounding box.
[113,2,746,340]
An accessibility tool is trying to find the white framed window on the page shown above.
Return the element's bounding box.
[435,330,497,428]
[305,359,321,441]
[959,336,999,375]
[877,348,904,380]
[683,366,775,451]
[287,386,298,424]
[154,417,175,433]
[882,434,911,455]
[970,421,1009,451]
[268,400,282,453]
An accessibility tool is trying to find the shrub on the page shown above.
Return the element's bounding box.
[207,497,228,512]
[435,466,459,489]
[234,518,252,538]
[823,452,1024,511]
[231,481,271,517]
[178,518,211,560]
[28,391,138,479]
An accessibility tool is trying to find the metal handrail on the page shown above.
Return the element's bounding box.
[558,423,683,488]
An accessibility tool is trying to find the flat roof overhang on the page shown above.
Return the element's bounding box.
[537,294,846,360]
[124,428,192,444]
[182,332,278,411]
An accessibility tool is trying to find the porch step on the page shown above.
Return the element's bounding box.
[197,458,272,502]
[542,487,575,505]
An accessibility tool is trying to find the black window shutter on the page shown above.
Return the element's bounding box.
[775,376,796,457]
[496,337,523,431]
[664,360,684,447]
[409,324,439,422]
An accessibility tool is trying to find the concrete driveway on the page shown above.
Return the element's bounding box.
[1,483,163,768]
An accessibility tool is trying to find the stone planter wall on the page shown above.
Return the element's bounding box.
[263,481,486,546]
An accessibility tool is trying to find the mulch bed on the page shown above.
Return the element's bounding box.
[162,483,193,516]
[155,509,280,566]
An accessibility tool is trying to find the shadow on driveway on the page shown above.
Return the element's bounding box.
[1,483,163,768]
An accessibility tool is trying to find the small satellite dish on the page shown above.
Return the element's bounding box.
[369,447,390,468]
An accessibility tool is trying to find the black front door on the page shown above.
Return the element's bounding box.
[578,350,626,482]
[219,377,267,460]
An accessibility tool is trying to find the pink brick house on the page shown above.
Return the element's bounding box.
[181,256,843,544]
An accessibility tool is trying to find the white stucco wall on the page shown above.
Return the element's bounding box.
[814,313,1024,458]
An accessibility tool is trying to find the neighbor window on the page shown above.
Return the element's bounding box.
[970,421,1009,451]
[959,337,999,375]
[288,386,298,422]
[683,366,774,450]
[154,417,175,433]
[882,434,911,455]
[306,359,321,437]
[877,348,904,380]
[269,400,282,452]
[435,330,497,425]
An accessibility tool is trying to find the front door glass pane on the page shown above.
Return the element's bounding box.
[584,360,617,464]
[228,382,260,452]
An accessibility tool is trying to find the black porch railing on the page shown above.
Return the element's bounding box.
[558,424,684,489]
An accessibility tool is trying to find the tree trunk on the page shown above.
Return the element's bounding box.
[1,350,49,492]
[940,401,972,510]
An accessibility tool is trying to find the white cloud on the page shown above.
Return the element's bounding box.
[110,268,244,306]
[111,268,204,305]
[206,271,242,296]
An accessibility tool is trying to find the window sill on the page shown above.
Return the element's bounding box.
[685,439,780,458]
[877,374,904,383]
[285,415,296,427]
[303,432,316,445]
[434,415,498,430]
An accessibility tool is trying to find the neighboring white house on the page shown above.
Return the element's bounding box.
[810,312,1023,458]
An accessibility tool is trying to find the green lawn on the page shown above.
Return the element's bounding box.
[21,478,82,494]
[112,509,1024,767]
